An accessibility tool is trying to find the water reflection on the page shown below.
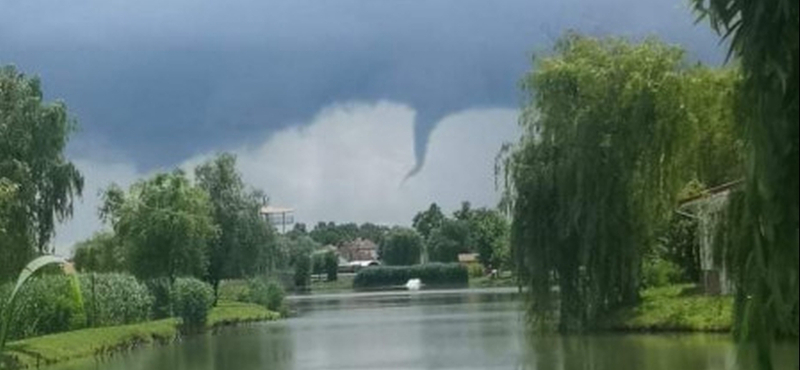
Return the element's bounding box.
[44,289,797,370]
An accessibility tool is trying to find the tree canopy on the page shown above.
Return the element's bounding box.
[100,171,216,280]
[380,227,423,266]
[412,203,446,240]
[502,34,740,331]
[1,66,84,281]
[694,1,798,368]
[195,153,277,293]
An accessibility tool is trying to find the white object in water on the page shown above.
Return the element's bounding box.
[405,278,422,291]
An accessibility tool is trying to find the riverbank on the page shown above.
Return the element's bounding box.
[2,301,280,369]
[307,273,518,294]
[602,284,733,332]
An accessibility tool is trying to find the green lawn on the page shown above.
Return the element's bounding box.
[469,274,517,289]
[310,274,355,294]
[2,301,279,369]
[602,284,733,332]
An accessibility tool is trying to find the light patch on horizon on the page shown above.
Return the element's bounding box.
[53,102,519,255]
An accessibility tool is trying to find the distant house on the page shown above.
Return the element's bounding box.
[338,238,378,262]
[457,253,480,266]
[677,180,743,295]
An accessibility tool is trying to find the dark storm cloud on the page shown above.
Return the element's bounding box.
[0,0,724,172]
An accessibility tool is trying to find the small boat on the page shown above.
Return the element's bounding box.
[405,278,422,291]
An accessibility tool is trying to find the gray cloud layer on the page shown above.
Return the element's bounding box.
[1,0,724,172]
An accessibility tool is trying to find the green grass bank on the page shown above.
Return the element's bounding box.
[602,284,733,332]
[2,301,279,369]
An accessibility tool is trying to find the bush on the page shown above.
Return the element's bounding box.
[353,263,468,290]
[312,251,339,281]
[144,278,173,319]
[292,252,312,291]
[79,273,152,327]
[467,264,485,278]
[245,278,285,312]
[642,257,683,288]
[171,277,214,330]
[0,274,86,341]
[381,227,423,266]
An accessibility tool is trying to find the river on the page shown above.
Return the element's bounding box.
[46,288,797,370]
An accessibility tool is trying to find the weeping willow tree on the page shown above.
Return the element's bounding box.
[693,1,799,369]
[501,34,739,331]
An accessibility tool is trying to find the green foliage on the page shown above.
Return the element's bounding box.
[501,34,738,331]
[412,203,446,240]
[72,232,124,273]
[285,236,317,290]
[311,250,338,281]
[427,219,471,263]
[101,171,217,280]
[467,263,485,278]
[0,66,84,280]
[352,263,468,290]
[663,214,701,283]
[0,275,85,341]
[171,278,214,330]
[380,227,423,266]
[244,278,284,312]
[195,153,278,294]
[143,278,173,320]
[604,284,732,332]
[78,273,152,328]
[469,209,510,270]
[641,257,683,289]
[307,221,387,246]
[694,1,799,368]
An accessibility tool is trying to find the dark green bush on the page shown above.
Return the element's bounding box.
[171,277,214,330]
[79,273,152,327]
[144,278,173,319]
[642,257,684,288]
[245,278,285,312]
[353,263,468,290]
[0,274,86,341]
[292,252,312,290]
[312,251,338,281]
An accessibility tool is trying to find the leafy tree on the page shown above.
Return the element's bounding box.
[501,35,732,331]
[380,227,423,266]
[469,209,510,271]
[71,231,124,273]
[1,66,84,280]
[309,222,346,245]
[452,201,473,222]
[312,250,338,281]
[195,153,277,296]
[286,235,318,290]
[694,1,799,368]
[412,203,446,240]
[101,171,216,281]
[358,223,389,246]
[427,219,471,263]
[286,223,307,239]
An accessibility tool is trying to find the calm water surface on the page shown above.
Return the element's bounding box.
[47,288,797,370]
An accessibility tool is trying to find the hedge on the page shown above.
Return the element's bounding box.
[79,273,153,327]
[0,275,85,341]
[352,263,468,290]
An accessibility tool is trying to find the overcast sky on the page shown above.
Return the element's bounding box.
[0,0,725,254]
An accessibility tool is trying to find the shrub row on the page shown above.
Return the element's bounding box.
[79,273,152,327]
[1,274,85,341]
[244,278,285,312]
[1,273,217,341]
[352,263,468,290]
